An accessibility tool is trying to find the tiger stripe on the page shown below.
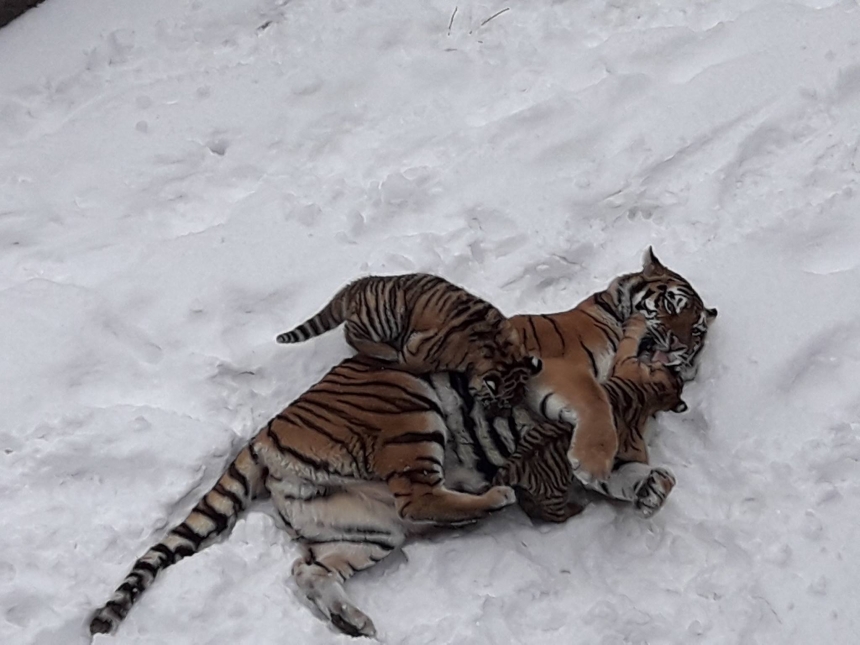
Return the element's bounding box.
[497,308,697,523]
[89,445,266,634]
[274,273,541,418]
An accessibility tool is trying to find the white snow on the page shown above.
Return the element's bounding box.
[2,0,860,643]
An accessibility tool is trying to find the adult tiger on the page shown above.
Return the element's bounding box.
[88,353,561,638]
[495,315,693,522]
[514,248,717,486]
[275,273,542,417]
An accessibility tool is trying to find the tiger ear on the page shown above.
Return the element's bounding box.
[642,246,667,276]
[672,399,688,413]
[527,356,543,375]
[706,307,718,321]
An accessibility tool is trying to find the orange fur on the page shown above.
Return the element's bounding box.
[89,356,520,638]
[512,249,715,484]
[277,273,540,416]
[496,315,688,522]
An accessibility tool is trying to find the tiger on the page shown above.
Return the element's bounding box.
[88,254,714,637]
[89,355,544,639]
[88,325,707,640]
[87,271,713,639]
[275,273,542,417]
[494,314,692,523]
[512,247,717,486]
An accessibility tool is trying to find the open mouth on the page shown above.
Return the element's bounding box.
[651,350,672,365]
[637,334,684,369]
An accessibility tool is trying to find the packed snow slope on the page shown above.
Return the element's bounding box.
[2,0,860,643]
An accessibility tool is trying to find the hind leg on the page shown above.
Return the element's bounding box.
[276,484,405,637]
[386,472,515,523]
[378,426,516,524]
[292,541,391,638]
[343,323,400,362]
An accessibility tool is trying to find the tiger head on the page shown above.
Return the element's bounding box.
[471,325,543,417]
[472,354,543,418]
[609,248,717,382]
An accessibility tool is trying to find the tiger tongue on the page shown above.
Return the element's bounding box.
[652,350,671,365]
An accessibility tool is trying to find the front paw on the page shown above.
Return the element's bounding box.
[567,449,614,485]
[485,485,518,509]
[633,467,676,518]
[567,434,616,485]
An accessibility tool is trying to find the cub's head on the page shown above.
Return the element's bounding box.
[612,248,717,381]
[472,346,542,418]
[469,321,543,417]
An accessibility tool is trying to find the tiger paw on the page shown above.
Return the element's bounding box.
[492,463,513,487]
[633,467,676,518]
[567,440,615,485]
[484,485,518,510]
[567,453,612,486]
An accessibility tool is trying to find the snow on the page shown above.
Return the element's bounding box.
[2,0,860,643]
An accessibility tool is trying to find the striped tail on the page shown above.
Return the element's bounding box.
[275,285,350,344]
[89,444,267,635]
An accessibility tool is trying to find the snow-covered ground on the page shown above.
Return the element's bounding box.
[2,0,860,643]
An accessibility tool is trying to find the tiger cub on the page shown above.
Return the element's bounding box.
[495,315,689,522]
[276,273,542,416]
[513,248,717,485]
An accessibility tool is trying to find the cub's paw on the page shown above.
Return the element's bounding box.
[492,467,505,484]
[633,467,677,518]
[484,485,518,509]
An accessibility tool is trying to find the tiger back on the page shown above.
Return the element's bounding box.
[276,273,541,416]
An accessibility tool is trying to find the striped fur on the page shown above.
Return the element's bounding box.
[275,273,541,417]
[90,255,715,636]
[88,322,702,638]
[512,248,716,486]
[89,444,267,633]
[496,315,690,522]
[89,356,544,638]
